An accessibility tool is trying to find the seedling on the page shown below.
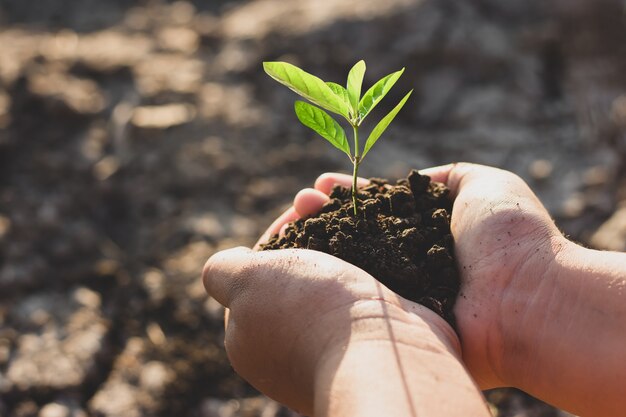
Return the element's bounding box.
[263,60,412,215]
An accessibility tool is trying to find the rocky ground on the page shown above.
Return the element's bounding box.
[0,0,625,416]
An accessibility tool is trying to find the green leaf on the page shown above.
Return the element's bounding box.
[263,62,350,118]
[346,60,366,116]
[362,90,413,159]
[326,82,350,108]
[358,68,405,122]
[294,101,351,157]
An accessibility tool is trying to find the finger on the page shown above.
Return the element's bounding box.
[294,188,329,217]
[254,206,299,249]
[314,172,369,194]
[254,188,330,250]
[202,246,254,307]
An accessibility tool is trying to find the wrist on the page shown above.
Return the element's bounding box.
[495,234,574,387]
[499,238,626,416]
[312,301,475,417]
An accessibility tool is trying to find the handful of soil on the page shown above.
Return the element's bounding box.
[261,170,459,326]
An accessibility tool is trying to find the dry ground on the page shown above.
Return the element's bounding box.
[1,0,625,416]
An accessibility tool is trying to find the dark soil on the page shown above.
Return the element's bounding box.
[262,170,459,326]
[2,0,625,416]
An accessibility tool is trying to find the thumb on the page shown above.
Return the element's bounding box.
[419,163,486,199]
[202,246,254,307]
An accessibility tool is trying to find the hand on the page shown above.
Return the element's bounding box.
[417,163,567,388]
[298,164,566,389]
[424,164,626,417]
[203,247,464,415]
[254,164,626,417]
[202,191,491,416]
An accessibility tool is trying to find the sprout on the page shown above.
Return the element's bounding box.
[264,60,412,215]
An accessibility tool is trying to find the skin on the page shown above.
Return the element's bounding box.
[204,162,626,417]
[205,248,490,416]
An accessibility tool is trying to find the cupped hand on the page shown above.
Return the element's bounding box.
[203,247,460,415]
[298,164,567,389]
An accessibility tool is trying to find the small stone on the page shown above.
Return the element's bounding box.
[561,192,586,218]
[131,104,196,129]
[39,401,86,417]
[146,322,167,346]
[39,403,70,417]
[157,27,199,54]
[142,268,166,304]
[582,166,609,187]
[93,156,120,181]
[529,159,553,181]
[139,361,172,393]
[73,287,101,309]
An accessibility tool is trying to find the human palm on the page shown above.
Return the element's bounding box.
[280,163,563,388]
[424,164,563,387]
[204,247,460,415]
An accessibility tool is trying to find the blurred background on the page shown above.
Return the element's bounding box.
[0,0,625,416]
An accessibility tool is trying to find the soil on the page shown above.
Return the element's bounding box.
[262,171,460,326]
[1,0,625,416]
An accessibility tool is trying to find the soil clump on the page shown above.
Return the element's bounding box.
[262,170,459,326]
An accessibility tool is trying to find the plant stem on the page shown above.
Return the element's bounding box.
[352,125,360,216]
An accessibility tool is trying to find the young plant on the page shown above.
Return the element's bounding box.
[263,60,412,215]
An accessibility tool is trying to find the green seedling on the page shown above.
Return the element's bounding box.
[263,60,412,215]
